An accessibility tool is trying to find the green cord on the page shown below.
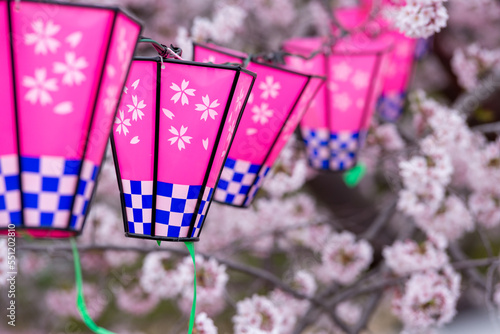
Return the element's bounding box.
[343,163,367,188]
[184,242,197,334]
[70,238,115,334]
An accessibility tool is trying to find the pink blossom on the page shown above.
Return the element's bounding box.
[195,312,218,334]
[115,286,159,315]
[233,294,283,334]
[45,284,108,319]
[393,0,449,38]
[139,253,183,299]
[469,190,500,228]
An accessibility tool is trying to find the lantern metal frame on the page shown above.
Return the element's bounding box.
[0,0,142,238]
[111,55,257,242]
[193,42,325,207]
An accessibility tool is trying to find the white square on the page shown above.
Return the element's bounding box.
[74,216,85,230]
[227,182,242,194]
[22,173,42,192]
[184,198,198,213]
[233,194,246,206]
[133,222,144,234]
[318,147,330,160]
[202,187,212,201]
[169,212,184,227]
[52,211,70,228]
[72,196,85,215]
[214,189,227,202]
[143,209,152,222]
[241,174,255,185]
[155,222,168,237]
[142,181,153,195]
[122,180,131,194]
[5,191,21,211]
[234,160,251,173]
[0,211,10,226]
[84,181,95,199]
[220,167,235,180]
[126,207,134,221]
[59,176,77,194]
[172,184,189,199]
[39,193,60,211]
[40,156,65,176]
[131,194,143,208]
[80,161,95,180]
[1,155,18,175]
[156,196,171,211]
[0,177,5,193]
[24,209,40,226]
[179,226,190,238]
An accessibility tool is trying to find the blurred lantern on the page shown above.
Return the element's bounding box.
[193,43,325,207]
[0,0,142,237]
[283,31,393,171]
[111,41,256,241]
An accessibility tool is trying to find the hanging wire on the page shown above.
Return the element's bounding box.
[14,0,21,12]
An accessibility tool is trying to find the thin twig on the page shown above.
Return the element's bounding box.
[452,69,500,115]
[361,199,398,241]
[472,121,500,134]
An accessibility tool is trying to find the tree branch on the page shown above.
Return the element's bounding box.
[452,69,500,115]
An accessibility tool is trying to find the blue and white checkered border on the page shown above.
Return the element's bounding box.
[0,154,21,224]
[244,165,270,207]
[122,180,213,239]
[70,160,99,230]
[302,128,365,171]
[377,91,406,122]
[214,157,264,206]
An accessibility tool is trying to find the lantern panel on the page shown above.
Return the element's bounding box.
[113,58,255,241]
[0,0,141,236]
[194,43,324,207]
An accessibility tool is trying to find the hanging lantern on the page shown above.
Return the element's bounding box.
[193,43,325,207]
[111,42,256,241]
[283,30,393,172]
[0,0,142,237]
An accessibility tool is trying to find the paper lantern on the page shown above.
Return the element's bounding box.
[193,43,325,207]
[0,0,141,237]
[111,44,256,241]
[282,32,392,172]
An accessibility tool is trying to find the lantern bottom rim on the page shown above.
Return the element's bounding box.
[0,227,78,239]
[124,232,200,243]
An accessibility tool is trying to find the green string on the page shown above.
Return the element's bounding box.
[184,242,197,334]
[343,163,367,188]
[70,238,115,334]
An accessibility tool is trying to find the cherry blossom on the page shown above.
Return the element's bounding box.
[195,312,218,334]
[139,253,183,299]
[252,103,274,125]
[195,95,220,121]
[114,110,131,136]
[332,62,353,81]
[24,19,61,55]
[168,125,193,151]
[351,71,369,90]
[115,286,159,315]
[22,68,58,106]
[233,294,283,334]
[259,76,281,99]
[393,0,449,38]
[53,52,88,86]
[127,95,146,121]
[468,190,500,229]
[335,92,352,112]
[171,80,196,105]
[451,44,500,91]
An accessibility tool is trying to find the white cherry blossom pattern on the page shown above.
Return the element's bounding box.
[22,68,58,106]
[259,76,281,99]
[115,110,131,136]
[24,19,61,55]
[251,103,274,125]
[53,52,88,86]
[335,93,352,112]
[332,62,353,81]
[171,80,196,105]
[127,95,147,121]
[65,32,82,48]
[203,55,216,63]
[168,126,192,151]
[351,71,369,90]
[53,101,73,115]
[162,108,175,120]
[236,88,245,112]
[196,95,220,121]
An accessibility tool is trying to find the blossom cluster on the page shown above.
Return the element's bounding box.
[390,0,449,38]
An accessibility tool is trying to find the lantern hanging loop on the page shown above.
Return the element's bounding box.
[14,0,21,12]
[139,37,183,59]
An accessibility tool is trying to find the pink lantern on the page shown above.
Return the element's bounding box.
[193,43,325,207]
[0,0,142,237]
[111,42,256,241]
[283,32,393,171]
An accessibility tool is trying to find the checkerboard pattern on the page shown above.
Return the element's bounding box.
[244,165,270,207]
[302,128,364,171]
[214,157,265,207]
[377,92,405,122]
[122,179,153,236]
[70,160,99,230]
[0,155,21,225]
[191,186,214,238]
[20,155,81,228]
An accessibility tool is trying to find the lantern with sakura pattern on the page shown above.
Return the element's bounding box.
[111,45,256,241]
[193,43,325,207]
[0,0,141,237]
[283,30,393,171]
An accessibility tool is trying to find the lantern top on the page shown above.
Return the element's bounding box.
[193,42,325,80]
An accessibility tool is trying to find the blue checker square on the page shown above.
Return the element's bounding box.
[157,182,173,197]
[5,175,19,191]
[187,185,201,199]
[142,195,153,209]
[133,208,143,222]
[0,196,5,210]
[182,213,193,226]
[225,158,236,169]
[124,193,132,207]
[77,181,86,195]
[239,185,250,194]
[64,160,81,175]
[58,195,73,210]
[91,166,99,181]
[21,157,40,172]
[226,194,235,203]
[23,193,38,208]
[142,223,152,235]
[217,179,229,190]
[128,221,136,233]
[9,212,22,224]
[42,177,59,192]
[130,180,142,194]
[248,164,260,174]
[167,225,180,237]
[233,173,244,182]
[170,198,186,213]
[82,200,89,215]
[40,213,54,226]
[156,210,169,223]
